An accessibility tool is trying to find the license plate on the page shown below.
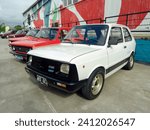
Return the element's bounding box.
[37,75,48,86]
[15,55,23,60]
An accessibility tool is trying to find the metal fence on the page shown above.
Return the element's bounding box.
[105,11,150,32]
[60,10,150,32]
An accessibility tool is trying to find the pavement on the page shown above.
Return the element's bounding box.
[0,38,150,113]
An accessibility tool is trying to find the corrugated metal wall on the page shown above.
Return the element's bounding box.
[135,39,150,63]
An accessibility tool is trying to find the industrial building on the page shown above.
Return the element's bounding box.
[23,0,150,32]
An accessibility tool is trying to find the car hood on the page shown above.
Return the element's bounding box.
[9,36,32,42]
[28,43,101,62]
[9,38,52,48]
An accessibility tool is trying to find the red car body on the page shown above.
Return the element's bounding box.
[9,27,70,60]
[1,30,16,38]
[8,30,27,38]
[9,29,39,43]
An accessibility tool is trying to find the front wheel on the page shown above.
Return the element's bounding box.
[124,54,134,70]
[81,68,105,100]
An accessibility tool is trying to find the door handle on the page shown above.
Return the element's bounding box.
[124,46,127,49]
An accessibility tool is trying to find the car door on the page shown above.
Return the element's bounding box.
[107,26,125,72]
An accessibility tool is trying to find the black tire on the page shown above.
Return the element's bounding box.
[81,68,105,100]
[124,54,134,70]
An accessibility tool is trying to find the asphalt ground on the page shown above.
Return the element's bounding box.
[0,38,150,113]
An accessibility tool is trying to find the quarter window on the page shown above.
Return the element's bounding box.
[123,28,132,42]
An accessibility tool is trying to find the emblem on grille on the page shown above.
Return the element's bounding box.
[48,65,55,73]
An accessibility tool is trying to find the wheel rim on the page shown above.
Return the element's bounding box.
[91,74,103,95]
[129,55,134,68]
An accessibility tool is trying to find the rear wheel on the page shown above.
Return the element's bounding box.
[124,54,134,70]
[82,68,104,100]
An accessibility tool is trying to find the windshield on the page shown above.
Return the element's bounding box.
[63,25,109,46]
[15,30,22,34]
[35,28,58,39]
[26,29,39,36]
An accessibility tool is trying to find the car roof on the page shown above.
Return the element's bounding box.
[74,23,129,28]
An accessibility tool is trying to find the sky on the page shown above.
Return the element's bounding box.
[0,0,36,26]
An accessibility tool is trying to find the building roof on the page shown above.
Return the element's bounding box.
[23,0,41,15]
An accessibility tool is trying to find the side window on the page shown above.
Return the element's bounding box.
[110,27,123,43]
[123,28,132,42]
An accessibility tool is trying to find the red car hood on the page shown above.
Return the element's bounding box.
[9,38,60,48]
[9,36,34,42]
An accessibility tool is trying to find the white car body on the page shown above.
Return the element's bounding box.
[26,23,136,99]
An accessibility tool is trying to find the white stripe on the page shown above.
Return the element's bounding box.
[134,12,150,30]
[104,0,122,23]
[43,95,57,113]
[67,5,86,25]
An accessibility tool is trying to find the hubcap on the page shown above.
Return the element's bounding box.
[91,74,103,95]
[130,56,134,67]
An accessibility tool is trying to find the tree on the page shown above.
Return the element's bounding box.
[14,25,23,31]
[0,23,5,33]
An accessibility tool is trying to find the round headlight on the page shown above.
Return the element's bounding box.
[60,64,70,74]
[12,46,15,51]
[29,56,32,63]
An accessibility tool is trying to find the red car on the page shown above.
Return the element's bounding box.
[0,32,4,37]
[9,27,70,60]
[9,29,39,43]
[1,30,16,39]
[8,30,27,38]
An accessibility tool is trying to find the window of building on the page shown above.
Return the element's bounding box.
[43,0,48,4]
[27,14,31,25]
[52,22,59,27]
[62,0,67,6]
[63,0,79,6]
[32,5,37,13]
[38,1,42,8]
[68,0,72,5]
[73,0,78,3]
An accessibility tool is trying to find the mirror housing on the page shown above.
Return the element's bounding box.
[108,37,122,47]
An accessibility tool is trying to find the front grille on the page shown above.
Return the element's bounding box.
[29,56,79,82]
[13,46,30,52]
[32,56,61,74]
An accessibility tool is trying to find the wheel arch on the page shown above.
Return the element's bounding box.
[87,66,106,79]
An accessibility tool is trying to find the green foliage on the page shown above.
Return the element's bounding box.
[14,25,23,31]
[0,23,24,33]
[0,23,5,33]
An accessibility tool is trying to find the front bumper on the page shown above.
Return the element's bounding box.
[9,51,27,60]
[25,66,87,93]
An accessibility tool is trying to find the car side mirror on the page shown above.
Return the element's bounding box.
[108,37,122,47]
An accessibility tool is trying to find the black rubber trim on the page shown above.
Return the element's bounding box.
[106,57,129,74]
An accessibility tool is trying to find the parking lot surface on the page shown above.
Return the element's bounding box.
[0,38,150,113]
